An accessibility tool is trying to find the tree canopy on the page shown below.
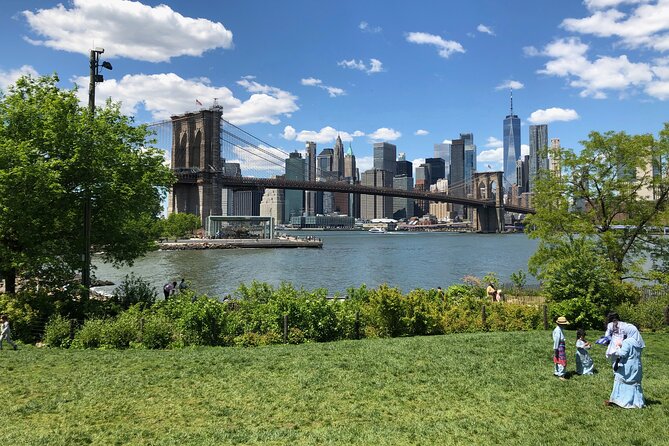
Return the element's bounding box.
[0,75,174,293]
[526,124,669,322]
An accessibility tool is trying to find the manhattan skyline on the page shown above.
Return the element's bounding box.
[1,0,669,174]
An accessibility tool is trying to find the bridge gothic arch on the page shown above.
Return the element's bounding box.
[472,171,505,233]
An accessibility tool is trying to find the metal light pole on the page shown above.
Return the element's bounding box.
[83,48,111,298]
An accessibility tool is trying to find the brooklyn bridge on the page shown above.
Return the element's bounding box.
[148,106,535,233]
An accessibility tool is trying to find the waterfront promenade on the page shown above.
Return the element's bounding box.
[159,237,322,250]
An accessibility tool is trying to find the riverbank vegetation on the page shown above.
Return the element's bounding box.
[2,331,668,445]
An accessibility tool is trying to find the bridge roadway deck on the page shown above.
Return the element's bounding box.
[176,172,535,214]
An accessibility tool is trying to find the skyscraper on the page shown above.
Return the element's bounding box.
[425,158,446,185]
[304,141,317,216]
[333,135,345,179]
[284,151,305,222]
[344,144,357,180]
[361,169,393,219]
[503,92,521,187]
[373,142,397,174]
[434,143,451,179]
[461,133,476,197]
[396,152,413,177]
[529,124,549,193]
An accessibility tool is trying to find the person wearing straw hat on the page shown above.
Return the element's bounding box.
[553,316,570,380]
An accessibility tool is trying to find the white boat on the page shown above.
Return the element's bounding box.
[368,227,387,234]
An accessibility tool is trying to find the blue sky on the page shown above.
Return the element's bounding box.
[2,0,669,174]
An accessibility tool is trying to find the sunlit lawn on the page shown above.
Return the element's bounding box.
[1,331,667,445]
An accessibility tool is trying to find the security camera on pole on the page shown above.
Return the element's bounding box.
[84,48,112,298]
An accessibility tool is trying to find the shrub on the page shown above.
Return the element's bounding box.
[111,273,157,310]
[364,285,408,337]
[102,313,140,349]
[403,289,444,336]
[72,319,106,349]
[160,295,228,346]
[43,315,72,348]
[139,313,174,349]
[616,294,669,331]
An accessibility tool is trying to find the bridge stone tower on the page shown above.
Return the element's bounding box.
[471,171,505,233]
[167,108,223,230]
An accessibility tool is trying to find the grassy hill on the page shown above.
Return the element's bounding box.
[1,331,667,445]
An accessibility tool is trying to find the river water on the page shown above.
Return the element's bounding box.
[93,231,538,298]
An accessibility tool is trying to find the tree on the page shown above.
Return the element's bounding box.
[161,213,202,240]
[0,75,174,294]
[526,125,669,321]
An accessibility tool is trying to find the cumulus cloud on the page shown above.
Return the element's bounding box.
[0,65,39,90]
[406,31,465,59]
[338,58,384,74]
[356,156,374,172]
[442,139,452,144]
[301,77,346,97]
[368,127,402,141]
[523,46,541,57]
[495,80,525,90]
[72,73,298,124]
[22,0,233,62]
[527,107,580,124]
[359,21,382,33]
[562,1,669,52]
[477,24,495,35]
[280,126,365,144]
[478,147,503,163]
[485,136,503,148]
[536,37,655,99]
[521,144,530,157]
[415,129,429,136]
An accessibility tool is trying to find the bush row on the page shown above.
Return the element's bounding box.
[42,281,546,349]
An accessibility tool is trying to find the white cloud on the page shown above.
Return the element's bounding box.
[356,156,374,172]
[301,78,322,86]
[478,147,503,163]
[0,65,39,90]
[72,73,298,124]
[368,127,402,141]
[323,86,346,97]
[338,58,384,74]
[281,126,364,144]
[359,21,382,33]
[527,107,580,124]
[282,125,297,140]
[584,0,649,10]
[477,24,495,36]
[406,31,465,59]
[412,158,426,169]
[495,80,525,90]
[415,129,429,136]
[301,77,346,97]
[485,136,503,148]
[562,1,669,52]
[521,144,530,157]
[523,46,540,57]
[22,0,233,62]
[442,139,452,144]
[537,37,655,98]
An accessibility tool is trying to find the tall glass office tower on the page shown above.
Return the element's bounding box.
[528,124,549,193]
[503,92,521,187]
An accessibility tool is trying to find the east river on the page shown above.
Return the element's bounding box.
[93,231,539,297]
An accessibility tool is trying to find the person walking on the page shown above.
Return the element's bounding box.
[553,316,570,380]
[575,328,594,375]
[0,315,18,350]
[605,324,645,408]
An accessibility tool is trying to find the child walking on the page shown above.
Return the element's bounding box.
[576,328,594,375]
[553,316,570,380]
[0,314,18,350]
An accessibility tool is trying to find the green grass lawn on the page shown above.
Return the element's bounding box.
[1,331,667,446]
